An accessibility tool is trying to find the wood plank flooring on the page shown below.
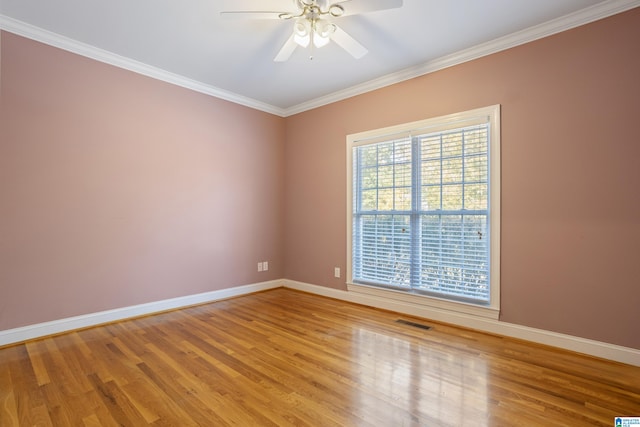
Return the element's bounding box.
[1,288,639,426]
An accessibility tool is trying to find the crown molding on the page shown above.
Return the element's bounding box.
[283,0,640,116]
[2,0,639,118]
[0,15,288,117]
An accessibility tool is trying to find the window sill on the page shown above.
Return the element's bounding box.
[347,282,500,320]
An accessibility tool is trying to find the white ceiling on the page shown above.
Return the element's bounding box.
[1,0,637,116]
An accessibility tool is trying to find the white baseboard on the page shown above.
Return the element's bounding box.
[283,279,640,367]
[0,280,282,347]
[2,278,638,367]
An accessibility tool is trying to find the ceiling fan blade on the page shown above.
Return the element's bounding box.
[274,34,298,62]
[331,26,368,59]
[220,11,286,20]
[333,0,402,16]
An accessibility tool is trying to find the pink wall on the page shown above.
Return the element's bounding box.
[284,9,640,349]
[0,32,285,330]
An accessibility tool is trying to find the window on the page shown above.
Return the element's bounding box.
[347,105,500,318]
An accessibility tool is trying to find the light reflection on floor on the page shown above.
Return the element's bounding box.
[352,326,488,426]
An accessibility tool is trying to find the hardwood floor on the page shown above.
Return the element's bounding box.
[1,288,638,426]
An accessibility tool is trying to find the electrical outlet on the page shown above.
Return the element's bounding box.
[257,262,263,272]
[263,261,269,271]
[334,267,341,278]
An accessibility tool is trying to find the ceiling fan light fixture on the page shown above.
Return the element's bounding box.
[293,19,311,47]
[312,33,330,48]
[316,20,336,38]
[313,20,336,48]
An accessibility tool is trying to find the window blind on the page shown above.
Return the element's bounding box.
[352,123,491,304]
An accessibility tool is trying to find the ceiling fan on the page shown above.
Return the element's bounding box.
[221,0,403,62]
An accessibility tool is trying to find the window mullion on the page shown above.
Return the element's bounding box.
[461,129,466,286]
[353,148,362,280]
[438,133,444,283]
[410,135,421,289]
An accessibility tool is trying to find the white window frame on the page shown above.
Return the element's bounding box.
[346,105,500,320]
